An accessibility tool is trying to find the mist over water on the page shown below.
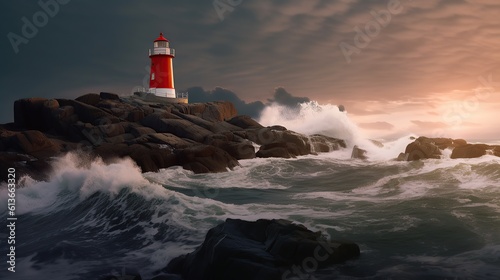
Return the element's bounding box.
[1,102,499,279]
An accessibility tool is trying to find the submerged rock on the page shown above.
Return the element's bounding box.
[351,145,368,160]
[164,219,360,280]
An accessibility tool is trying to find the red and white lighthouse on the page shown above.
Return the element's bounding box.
[148,33,176,98]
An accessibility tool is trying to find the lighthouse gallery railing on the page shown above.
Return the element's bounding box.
[149,48,175,56]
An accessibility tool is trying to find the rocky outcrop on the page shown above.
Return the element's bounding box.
[400,136,498,161]
[2,93,346,181]
[450,144,499,159]
[351,145,368,160]
[163,219,360,280]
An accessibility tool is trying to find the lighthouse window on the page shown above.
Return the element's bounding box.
[151,73,155,80]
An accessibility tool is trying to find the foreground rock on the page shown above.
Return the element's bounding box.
[163,219,360,280]
[1,93,346,181]
[400,136,499,161]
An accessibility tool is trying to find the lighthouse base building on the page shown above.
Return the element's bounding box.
[134,32,188,104]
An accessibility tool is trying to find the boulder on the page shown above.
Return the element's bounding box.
[351,145,368,160]
[14,98,48,130]
[94,143,176,172]
[205,137,256,160]
[450,144,490,159]
[9,130,60,159]
[100,92,120,100]
[164,219,360,280]
[76,93,101,106]
[202,101,238,121]
[146,133,192,149]
[256,143,293,158]
[176,145,239,173]
[105,133,135,144]
[141,117,212,143]
[127,110,145,122]
[227,115,263,129]
[130,126,157,138]
[245,128,283,145]
[309,134,346,153]
[404,137,441,161]
[57,99,120,125]
[96,122,129,138]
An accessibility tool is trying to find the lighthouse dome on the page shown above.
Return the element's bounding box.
[154,33,169,42]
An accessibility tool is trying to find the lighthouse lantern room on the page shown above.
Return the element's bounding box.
[148,33,176,98]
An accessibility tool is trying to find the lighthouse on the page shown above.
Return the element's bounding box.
[148,33,176,98]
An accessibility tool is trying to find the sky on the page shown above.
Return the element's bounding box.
[1,0,500,140]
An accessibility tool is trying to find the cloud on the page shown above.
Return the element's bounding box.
[358,121,394,130]
[267,87,310,107]
[186,86,264,118]
[411,120,448,130]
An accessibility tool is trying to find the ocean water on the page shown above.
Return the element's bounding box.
[1,103,499,280]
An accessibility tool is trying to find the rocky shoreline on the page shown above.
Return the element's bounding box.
[2,93,498,183]
[0,92,345,182]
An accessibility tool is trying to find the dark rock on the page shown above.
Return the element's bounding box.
[351,145,368,160]
[202,101,238,121]
[100,92,120,100]
[176,145,239,173]
[130,126,157,137]
[51,105,78,134]
[57,99,120,125]
[151,275,182,280]
[99,267,142,280]
[0,152,52,182]
[97,122,129,138]
[76,93,101,106]
[105,133,135,144]
[405,137,441,160]
[454,139,468,147]
[270,125,287,131]
[14,98,48,130]
[309,135,346,152]
[164,219,360,280]
[146,133,192,149]
[141,117,212,143]
[451,144,490,159]
[71,122,105,146]
[9,130,60,159]
[127,110,145,122]
[257,143,293,158]
[396,152,409,161]
[227,115,263,129]
[205,136,256,160]
[94,143,176,172]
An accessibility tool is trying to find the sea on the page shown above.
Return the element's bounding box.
[1,102,499,280]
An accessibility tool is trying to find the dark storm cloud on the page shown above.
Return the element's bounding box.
[268,87,310,107]
[186,86,264,118]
